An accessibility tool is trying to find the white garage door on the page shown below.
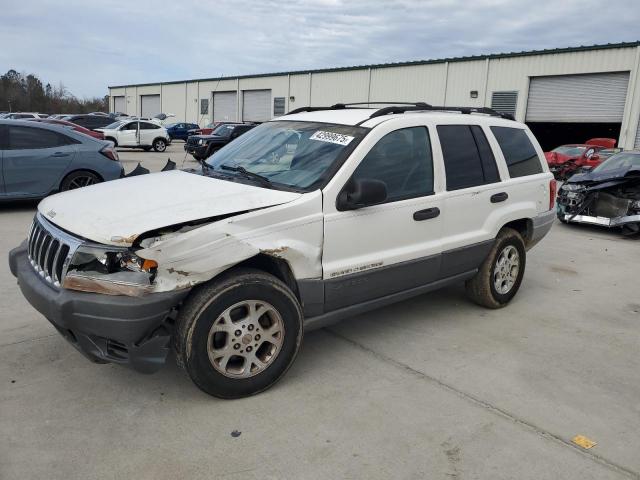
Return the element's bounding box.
[113,96,125,113]
[243,90,271,122]
[213,91,237,122]
[635,116,640,149]
[140,94,161,118]
[526,72,630,123]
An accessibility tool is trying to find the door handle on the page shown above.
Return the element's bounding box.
[490,192,508,203]
[413,207,440,221]
[51,152,70,157]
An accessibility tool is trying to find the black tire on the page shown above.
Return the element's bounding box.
[465,227,526,309]
[106,137,117,147]
[60,170,101,191]
[205,146,220,158]
[153,138,167,152]
[175,268,304,399]
[557,211,567,223]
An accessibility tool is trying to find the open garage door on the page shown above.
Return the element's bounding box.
[243,90,271,123]
[113,96,125,114]
[140,94,161,118]
[526,72,629,151]
[213,91,237,122]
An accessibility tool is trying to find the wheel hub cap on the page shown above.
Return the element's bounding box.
[493,245,520,295]
[207,300,284,378]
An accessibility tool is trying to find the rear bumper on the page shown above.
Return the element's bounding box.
[9,242,190,373]
[529,209,555,249]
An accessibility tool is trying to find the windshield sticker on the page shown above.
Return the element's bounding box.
[310,131,354,146]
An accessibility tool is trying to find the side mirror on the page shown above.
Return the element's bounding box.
[336,178,388,211]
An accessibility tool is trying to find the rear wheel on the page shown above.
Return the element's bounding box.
[465,228,526,308]
[153,138,167,152]
[175,269,304,399]
[60,170,101,191]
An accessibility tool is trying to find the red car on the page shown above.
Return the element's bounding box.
[544,138,616,180]
[187,121,244,137]
[26,118,105,140]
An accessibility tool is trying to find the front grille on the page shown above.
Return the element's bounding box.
[187,136,200,146]
[27,214,81,287]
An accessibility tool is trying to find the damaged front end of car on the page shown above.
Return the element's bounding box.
[557,162,640,235]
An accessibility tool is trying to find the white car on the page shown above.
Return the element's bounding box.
[95,119,171,152]
[10,103,555,399]
[4,112,47,119]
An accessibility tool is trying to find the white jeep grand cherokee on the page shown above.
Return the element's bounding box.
[10,103,556,398]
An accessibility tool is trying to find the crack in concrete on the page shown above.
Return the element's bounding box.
[326,328,639,480]
[0,333,56,348]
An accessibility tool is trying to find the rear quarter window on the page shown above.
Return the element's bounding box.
[490,126,543,178]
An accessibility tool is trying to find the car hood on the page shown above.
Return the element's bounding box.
[192,134,223,141]
[38,170,302,246]
[544,151,575,164]
[567,165,640,184]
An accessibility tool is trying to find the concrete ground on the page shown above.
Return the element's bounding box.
[1,145,639,479]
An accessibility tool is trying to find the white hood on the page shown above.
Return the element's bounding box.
[38,170,302,246]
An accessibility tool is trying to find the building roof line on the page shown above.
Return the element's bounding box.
[108,41,640,90]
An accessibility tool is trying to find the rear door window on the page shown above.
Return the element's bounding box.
[490,126,543,178]
[437,125,500,190]
[8,126,74,149]
[140,122,160,130]
[351,126,434,203]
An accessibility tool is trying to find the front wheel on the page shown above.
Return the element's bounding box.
[153,138,167,152]
[175,269,304,399]
[465,227,526,308]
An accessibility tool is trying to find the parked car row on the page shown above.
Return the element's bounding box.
[185,123,256,160]
[544,138,620,180]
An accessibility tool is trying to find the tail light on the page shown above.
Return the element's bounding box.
[100,145,119,162]
[549,179,557,210]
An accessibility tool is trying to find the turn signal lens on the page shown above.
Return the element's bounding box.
[142,259,158,271]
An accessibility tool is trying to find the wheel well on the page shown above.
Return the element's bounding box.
[59,169,104,190]
[501,218,533,246]
[153,137,166,144]
[105,137,117,146]
[234,254,300,301]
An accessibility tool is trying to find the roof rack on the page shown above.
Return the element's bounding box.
[287,102,515,121]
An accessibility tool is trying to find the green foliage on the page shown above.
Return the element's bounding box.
[0,69,107,114]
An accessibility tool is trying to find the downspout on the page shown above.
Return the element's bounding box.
[442,61,449,105]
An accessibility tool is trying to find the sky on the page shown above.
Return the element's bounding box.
[2,0,639,99]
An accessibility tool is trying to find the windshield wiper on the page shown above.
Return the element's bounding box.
[220,164,272,187]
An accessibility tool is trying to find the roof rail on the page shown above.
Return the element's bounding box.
[287,101,431,115]
[369,105,515,120]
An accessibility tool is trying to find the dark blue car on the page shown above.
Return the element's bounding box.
[0,120,124,201]
[165,122,199,141]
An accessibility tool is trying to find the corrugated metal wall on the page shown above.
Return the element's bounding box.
[109,45,640,148]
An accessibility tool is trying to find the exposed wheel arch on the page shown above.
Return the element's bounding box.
[234,254,301,302]
[105,137,118,147]
[501,218,533,247]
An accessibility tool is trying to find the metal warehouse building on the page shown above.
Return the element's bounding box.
[108,42,640,150]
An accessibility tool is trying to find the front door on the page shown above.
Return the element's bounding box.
[118,121,139,146]
[322,126,444,312]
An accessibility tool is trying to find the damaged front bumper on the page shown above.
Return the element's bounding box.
[9,242,190,373]
[559,212,640,228]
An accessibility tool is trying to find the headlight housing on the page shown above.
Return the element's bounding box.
[198,139,204,145]
[561,183,585,192]
[62,245,158,296]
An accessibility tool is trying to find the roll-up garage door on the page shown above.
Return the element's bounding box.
[526,72,629,123]
[635,116,640,149]
[140,94,161,118]
[242,90,271,122]
[213,91,237,122]
[113,96,125,113]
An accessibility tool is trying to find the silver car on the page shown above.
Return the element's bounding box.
[0,120,123,201]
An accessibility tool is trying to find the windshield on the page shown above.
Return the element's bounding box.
[205,120,368,190]
[592,152,640,172]
[212,124,235,137]
[552,146,587,156]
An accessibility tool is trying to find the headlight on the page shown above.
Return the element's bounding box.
[198,139,204,145]
[561,183,584,192]
[62,245,158,296]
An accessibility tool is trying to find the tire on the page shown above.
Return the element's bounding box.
[557,211,567,223]
[175,268,304,399]
[153,138,167,152]
[105,137,117,147]
[60,170,101,191]
[465,227,526,309]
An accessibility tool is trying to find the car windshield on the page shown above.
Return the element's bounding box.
[104,121,124,129]
[205,120,368,191]
[592,152,640,172]
[552,146,587,156]
[212,124,235,137]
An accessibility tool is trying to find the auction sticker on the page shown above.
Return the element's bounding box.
[310,131,354,146]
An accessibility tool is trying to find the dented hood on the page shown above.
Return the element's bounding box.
[38,170,302,246]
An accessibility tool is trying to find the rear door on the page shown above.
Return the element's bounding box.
[139,122,162,145]
[322,125,444,311]
[436,124,504,276]
[3,125,77,196]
